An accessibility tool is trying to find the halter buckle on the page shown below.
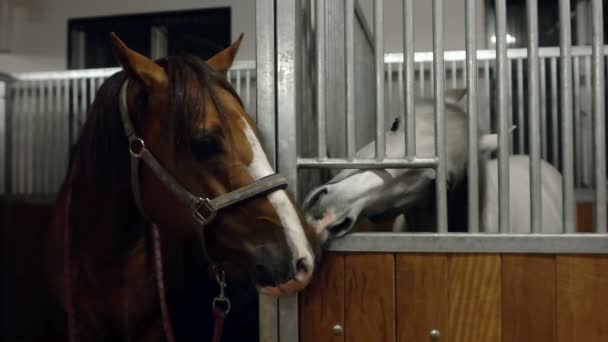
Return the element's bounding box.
[194,198,217,225]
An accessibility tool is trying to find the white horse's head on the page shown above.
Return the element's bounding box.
[303,89,505,241]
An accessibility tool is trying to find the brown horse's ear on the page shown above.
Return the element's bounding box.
[109,32,167,88]
[207,33,244,74]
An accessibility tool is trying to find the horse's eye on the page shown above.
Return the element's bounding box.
[191,134,224,162]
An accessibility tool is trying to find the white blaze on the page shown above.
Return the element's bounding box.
[240,118,313,272]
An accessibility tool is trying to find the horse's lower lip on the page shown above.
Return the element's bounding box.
[257,279,308,297]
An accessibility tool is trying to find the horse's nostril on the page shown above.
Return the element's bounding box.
[296,257,309,274]
[329,217,352,236]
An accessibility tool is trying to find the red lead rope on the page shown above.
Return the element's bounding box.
[64,217,227,341]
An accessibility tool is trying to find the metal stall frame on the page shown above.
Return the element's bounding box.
[259,0,608,341]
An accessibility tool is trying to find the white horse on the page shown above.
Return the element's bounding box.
[304,89,563,242]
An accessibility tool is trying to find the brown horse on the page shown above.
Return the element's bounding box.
[44,33,321,341]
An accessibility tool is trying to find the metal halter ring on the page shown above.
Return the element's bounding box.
[129,137,146,158]
[193,198,218,225]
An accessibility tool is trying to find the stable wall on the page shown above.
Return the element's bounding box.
[0,0,487,73]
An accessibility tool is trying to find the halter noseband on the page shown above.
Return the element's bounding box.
[118,79,288,230]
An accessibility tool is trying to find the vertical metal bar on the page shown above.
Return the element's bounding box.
[45,80,53,194]
[398,61,404,120]
[245,69,251,113]
[517,58,524,153]
[315,0,327,160]
[550,57,559,168]
[484,59,490,132]
[495,0,510,233]
[276,0,299,340]
[540,59,547,159]
[430,57,435,95]
[374,0,386,160]
[432,0,448,233]
[79,78,86,132]
[560,0,575,233]
[462,60,467,88]
[583,55,592,186]
[62,79,70,174]
[404,0,416,158]
[527,0,542,233]
[236,69,242,99]
[508,59,514,153]
[345,0,356,159]
[466,0,479,233]
[573,56,582,187]
[591,0,606,233]
[451,60,457,88]
[387,62,393,120]
[15,84,23,193]
[419,62,425,96]
[256,0,278,340]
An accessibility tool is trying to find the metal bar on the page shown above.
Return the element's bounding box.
[387,62,393,120]
[298,157,438,169]
[45,80,53,193]
[315,0,327,160]
[484,59,490,132]
[540,59,547,159]
[573,57,581,187]
[15,84,23,193]
[516,59,524,153]
[583,55,592,186]
[550,57,559,168]
[404,0,416,158]
[245,69,251,113]
[397,62,404,121]
[419,62,425,96]
[79,78,86,133]
[466,0,479,233]
[527,0,542,233]
[345,0,356,159]
[276,0,300,339]
[432,0,448,233]
[495,0,510,233]
[325,233,608,254]
[236,69,242,99]
[591,0,606,233]
[62,79,70,174]
[374,0,386,160]
[255,0,278,339]
[462,60,467,88]
[451,60,457,88]
[560,0,575,233]
[509,59,514,153]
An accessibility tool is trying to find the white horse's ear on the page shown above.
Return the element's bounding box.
[479,126,516,153]
[445,88,467,105]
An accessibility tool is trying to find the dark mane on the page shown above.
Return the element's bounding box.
[70,54,243,194]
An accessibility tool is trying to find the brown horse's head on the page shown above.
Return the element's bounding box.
[109,34,320,296]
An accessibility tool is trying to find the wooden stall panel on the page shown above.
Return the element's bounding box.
[345,253,395,342]
[502,255,556,342]
[448,254,501,342]
[300,253,345,342]
[557,255,608,342]
[396,254,448,342]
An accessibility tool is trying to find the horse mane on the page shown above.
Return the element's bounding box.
[70,54,243,195]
